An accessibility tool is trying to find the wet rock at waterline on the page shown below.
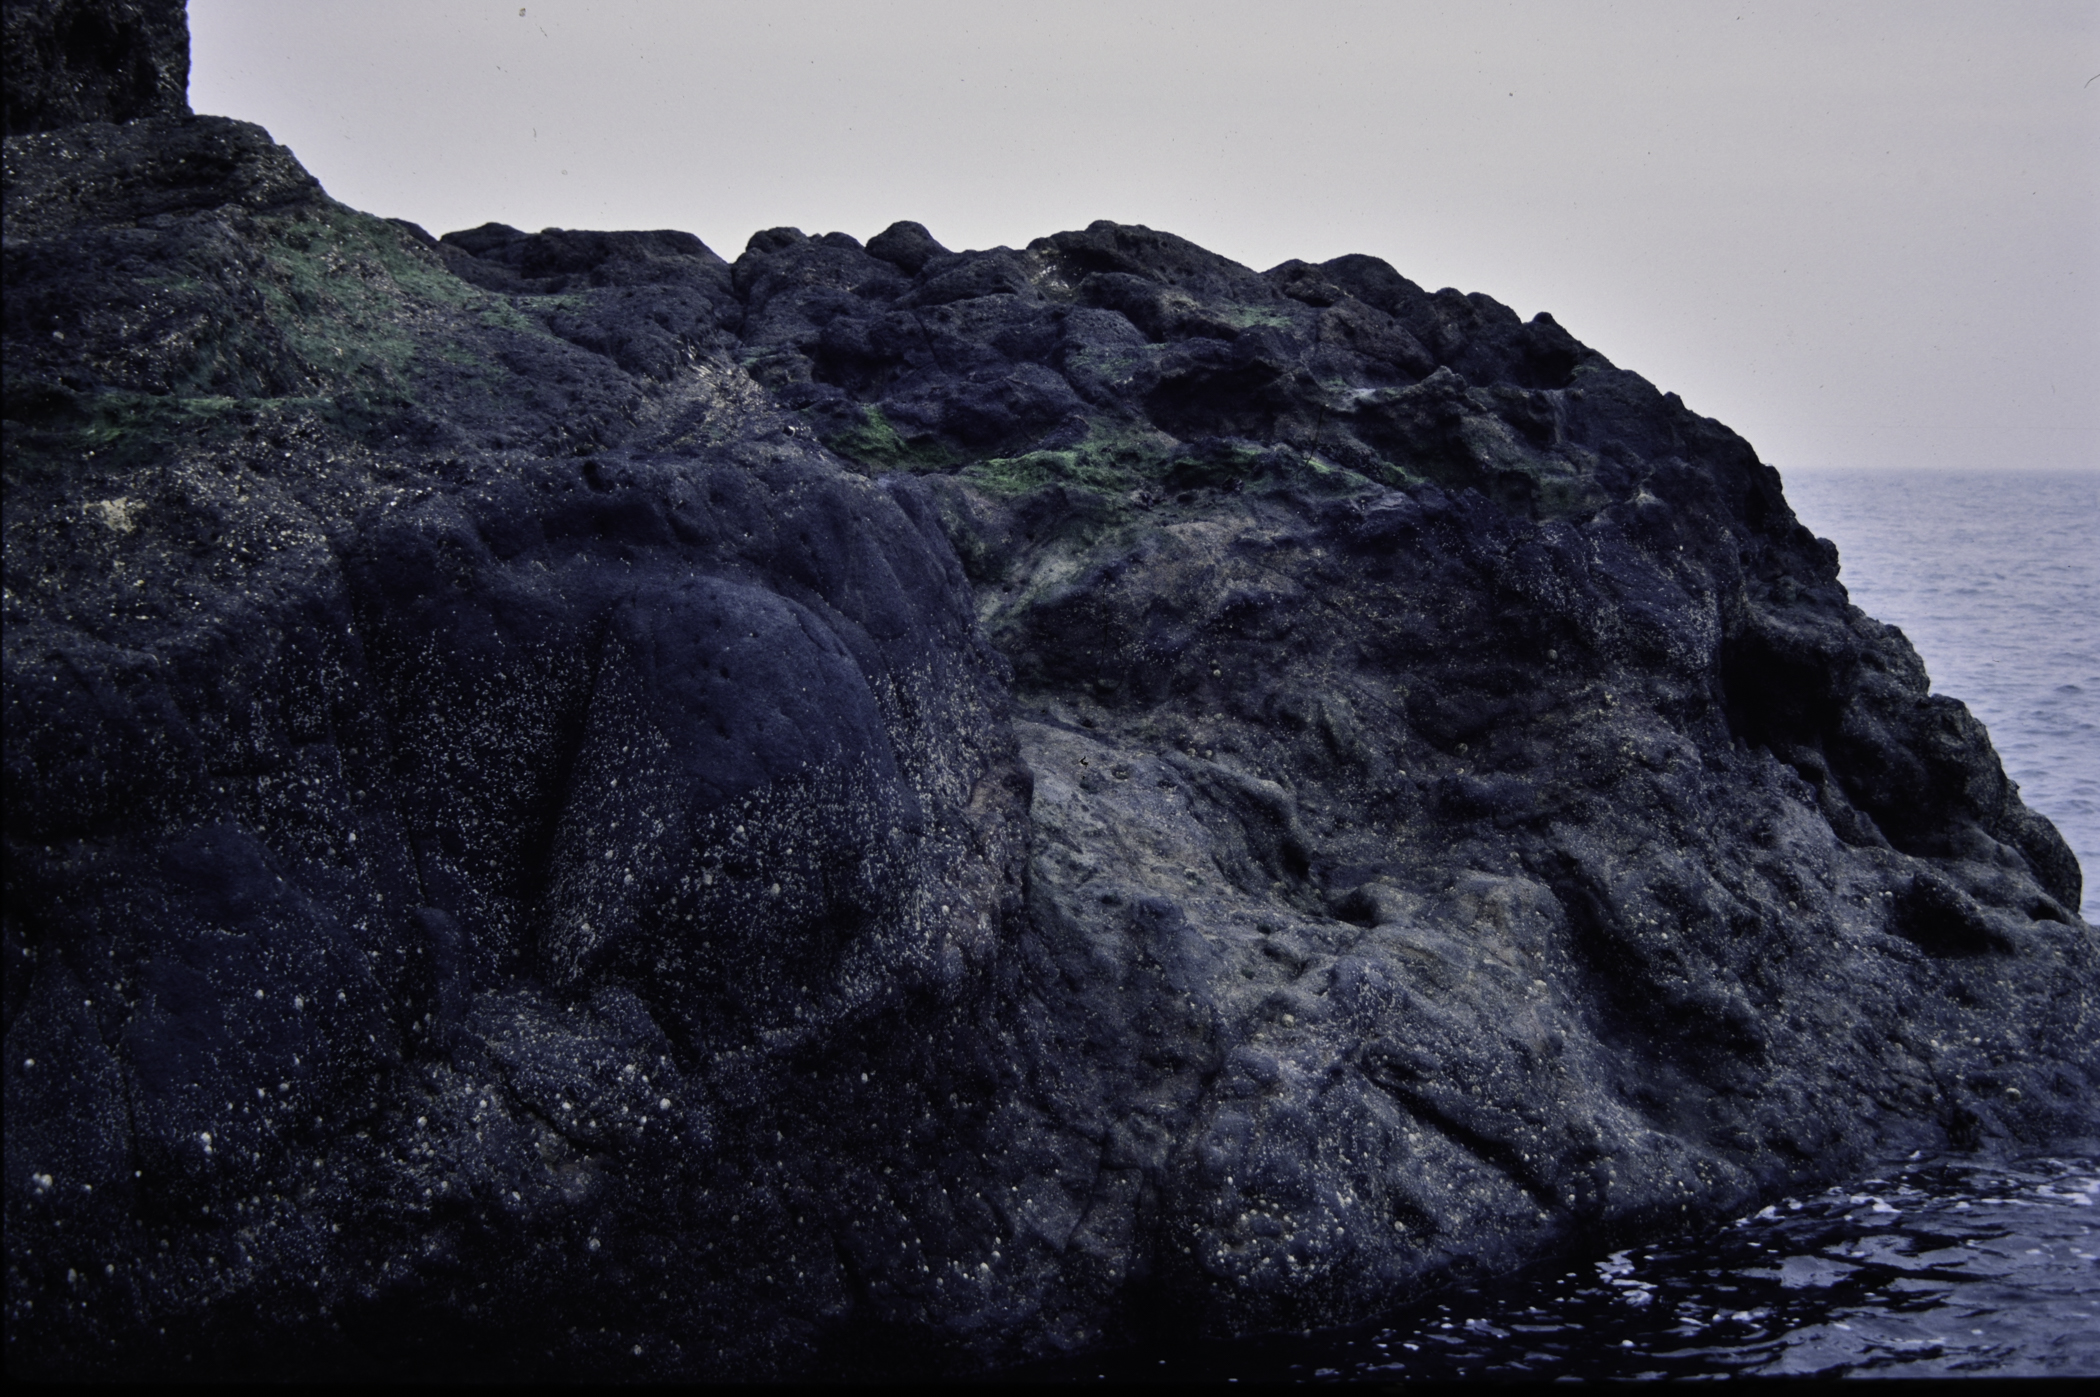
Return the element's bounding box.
[4,3,2093,1379]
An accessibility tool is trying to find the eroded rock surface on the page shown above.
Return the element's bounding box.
[3,0,188,136]
[4,12,2093,1380]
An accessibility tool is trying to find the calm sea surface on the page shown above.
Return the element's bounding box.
[1013,469,2100,1382]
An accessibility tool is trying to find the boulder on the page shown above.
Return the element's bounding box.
[4,1,2091,1381]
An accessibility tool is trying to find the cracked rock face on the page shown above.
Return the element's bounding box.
[3,11,2093,1380]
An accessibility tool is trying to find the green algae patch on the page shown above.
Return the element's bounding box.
[966,421,1177,497]
[251,204,485,389]
[965,450,1103,496]
[823,405,961,474]
[1218,303,1296,332]
[184,204,559,409]
[84,198,561,437]
[0,389,360,473]
[78,391,246,448]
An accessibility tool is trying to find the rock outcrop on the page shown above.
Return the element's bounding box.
[5,4,2092,1380]
[3,0,188,136]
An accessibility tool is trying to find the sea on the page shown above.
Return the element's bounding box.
[1013,468,2100,1383]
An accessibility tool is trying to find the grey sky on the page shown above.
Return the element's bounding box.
[188,0,2098,475]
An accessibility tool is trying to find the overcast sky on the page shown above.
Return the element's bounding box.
[188,0,2097,475]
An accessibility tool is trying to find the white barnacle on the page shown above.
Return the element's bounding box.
[87,497,142,534]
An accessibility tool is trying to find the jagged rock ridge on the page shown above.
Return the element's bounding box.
[4,3,2092,1379]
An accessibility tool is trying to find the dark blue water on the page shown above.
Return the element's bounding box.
[1785,468,2099,923]
[1015,1152,2100,1381]
[1016,470,2100,1382]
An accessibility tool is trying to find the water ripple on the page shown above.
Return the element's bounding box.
[1016,1152,2100,1381]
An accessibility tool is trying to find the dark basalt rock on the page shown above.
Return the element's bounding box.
[3,0,188,136]
[4,4,2092,1381]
